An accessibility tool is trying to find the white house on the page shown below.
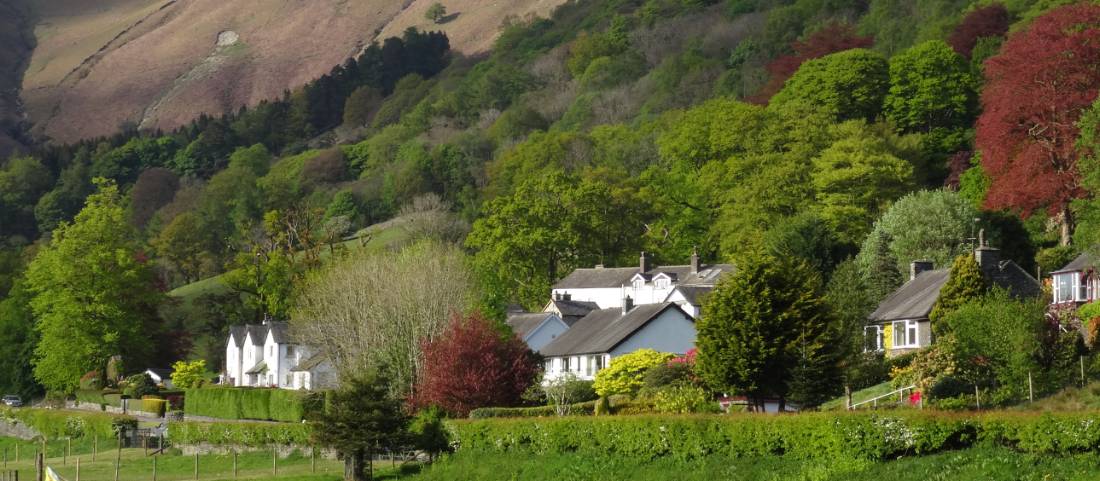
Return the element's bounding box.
[506,312,572,353]
[549,250,731,318]
[143,368,174,389]
[1051,253,1099,306]
[539,302,697,383]
[225,321,337,390]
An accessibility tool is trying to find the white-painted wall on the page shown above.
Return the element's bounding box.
[543,353,611,383]
[551,281,678,311]
[663,289,701,318]
[524,316,570,352]
[225,335,242,387]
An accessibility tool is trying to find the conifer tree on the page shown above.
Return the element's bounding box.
[929,254,986,334]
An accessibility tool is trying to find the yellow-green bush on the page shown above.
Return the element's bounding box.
[140,397,167,417]
[593,350,673,397]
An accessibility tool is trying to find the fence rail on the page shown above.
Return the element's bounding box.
[848,385,919,410]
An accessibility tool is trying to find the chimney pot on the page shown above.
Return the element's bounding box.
[910,261,934,281]
[690,246,700,274]
[640,251,652,273]
[622,296,634,314]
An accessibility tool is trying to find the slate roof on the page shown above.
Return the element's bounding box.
[985,260,1042,298]
[549,299,600,319]
[507,312,558,340]
[244,361,268,375]
[539,303,690,357]
[267,322,297,344]
[553,264,733,289]
[868,269,950,323]
[245,325,266,345]
[1052,253,1095,274]
[290,352,329,372]
[228,326,247,348]
[666,285,714,306]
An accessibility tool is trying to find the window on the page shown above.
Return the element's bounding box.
[632,279,644,290]
[655,278,669,289]
[286,345,295,357]
[1055,273,1074,303]
[286,374,292,387]
[892,320,919,348]
[566,357,573,372]
[1078,274,1090,301]
[545,359,553,372]
[863,325,883,352]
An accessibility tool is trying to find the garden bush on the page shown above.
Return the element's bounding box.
[140,396,167,417]
[167,421,311,446]
[469,401,598,419]
[449,412,1100,460]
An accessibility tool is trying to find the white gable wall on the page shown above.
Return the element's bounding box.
[225,335,242,387]
[662,289,701,318]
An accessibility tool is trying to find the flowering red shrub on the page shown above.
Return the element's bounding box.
[751,23,873,104]
[948,4,1010,58]
[409,312,541,417]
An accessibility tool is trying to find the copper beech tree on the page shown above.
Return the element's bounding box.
[977,4,1100,246]
[410,312,541,417]
[751,22,873,104]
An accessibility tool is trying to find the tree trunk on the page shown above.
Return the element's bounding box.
[1061,205,1075,247]
[344,449,366,481]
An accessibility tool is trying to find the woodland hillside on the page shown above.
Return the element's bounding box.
[1,0,1099,400]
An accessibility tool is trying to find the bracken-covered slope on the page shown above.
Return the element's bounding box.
[0,0,34,159]
[20,0,565,143]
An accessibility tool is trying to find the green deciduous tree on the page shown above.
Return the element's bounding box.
[467,172,647,309]
[26,180,163,393]
[885,40,979,134]
[812,121,914,246]
[858,189,979,279]
[312,369,409,481]
[695,253,838,410]
[425,2,446,24]
[0,279,42,399]
[769,49,889,122]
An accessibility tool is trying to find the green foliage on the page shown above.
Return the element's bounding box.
[168,420,312,446]
[885,40,978,134]
[122,374,159,398]
[468,401,598,419]
[641,363,694,391]
[0,280,42,399]
[184,387,311,422]
[10,409,134,439]
[929,254,986,329]
[697,253,840,407]
[825,259,883,388]
[448,411,1100,460]
[409,406,450,458]
[770,49,890,122]
[170,360,207,389]
[567,18,631,77]
[140,397,167,416]
[649,385,716,414]
[812,121,915,246]
[592,350,673,397]
[312,369,408,479]
[25,180,163,393]
[1035,245,1077,277]
[858,189,980,281]
[426,3,447,23]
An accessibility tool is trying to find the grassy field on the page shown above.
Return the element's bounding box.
[407,448,1100,481]
[0,435,418,481]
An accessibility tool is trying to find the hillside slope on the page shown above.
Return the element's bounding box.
[0,0,34,159]
[20,0,566,143]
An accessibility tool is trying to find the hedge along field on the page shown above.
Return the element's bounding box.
[5,409,134,439]
[168,421,312,447]
[184,388,315,422]
[447,412,1100,461]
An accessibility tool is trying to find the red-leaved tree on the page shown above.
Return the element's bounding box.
[750,23,873,104]
[976,4,1100,245]
[409,312,541,417]
[948,3,1011,58]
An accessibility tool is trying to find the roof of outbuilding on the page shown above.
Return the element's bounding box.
[986,260,1042,298]
[290,352,329,372]
[868,269,950,322]
[539,303,691,357]
[1052,253,1095,274]
[547,299,600,321]
[552,264,733,289]
[506,312,558,340]
[244,361,268,375]
[666,285,714,306]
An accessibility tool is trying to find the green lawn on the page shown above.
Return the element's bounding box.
[0,435,416,481]
[407,448,1100,481]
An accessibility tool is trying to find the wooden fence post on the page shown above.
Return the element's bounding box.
[1081,355,1086,386]
[1028,371,1034,403]
[272,448,277,477]
[152,455,157,481]
[193,453,198,480]
[233,451,237,479]
[75,457,80,481]
[311,447,315,473]
[113,458,119,481]
[35,452,42,481]
[64,438,69,465]
[92,436,96,462]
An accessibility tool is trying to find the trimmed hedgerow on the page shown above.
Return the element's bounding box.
[167,421,312,446]
[469,401,598,419]
[184,388,313,422]
[448,412,1100,461]
[7,409,135,439]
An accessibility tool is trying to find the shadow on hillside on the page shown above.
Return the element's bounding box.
[437,12,460,24]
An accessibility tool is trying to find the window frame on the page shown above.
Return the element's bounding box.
[892,320,919,348]
[863,325,883,352]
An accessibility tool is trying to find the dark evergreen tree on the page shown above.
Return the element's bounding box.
[313,369,409,481]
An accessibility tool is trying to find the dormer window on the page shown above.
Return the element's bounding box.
[632,279,644,289]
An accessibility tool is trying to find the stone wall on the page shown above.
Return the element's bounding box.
[0,418,41,440]
[176,443,338,459]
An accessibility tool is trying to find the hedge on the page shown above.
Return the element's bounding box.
[74,390,122,408]
[6,409,136,439]
[184,388,315,422]
[447,412,1100,461]
[470,401,599,419]
[167,421,312,446]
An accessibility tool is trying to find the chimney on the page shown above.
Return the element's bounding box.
[622,295,634,314]
[910,261,934,281]
[690,246,700,274]
[974,229,1000,274]
[563,293,571,301]
[554,292,561,301]
[640,251,652,273]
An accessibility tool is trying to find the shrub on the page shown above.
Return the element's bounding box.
[79,371,102,391]
[140,397,167,417]
[468,401,598,419]
[650,385,717,414]
[642,363,694,390]
[9,410,134,439]
[593,350,673,397]
[170,360,207,389]
[184,387,310,422]
[409,406,450,459]
[123,374,158,399]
